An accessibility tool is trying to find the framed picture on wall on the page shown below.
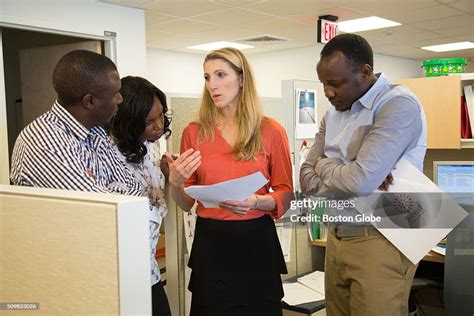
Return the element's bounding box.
[296,89,317,139]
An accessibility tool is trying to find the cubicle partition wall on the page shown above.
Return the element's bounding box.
[445,203,474,315]
[0,185,151,315]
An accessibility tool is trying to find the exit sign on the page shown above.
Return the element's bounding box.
[318,16,339,44]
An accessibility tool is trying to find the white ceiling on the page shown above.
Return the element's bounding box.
[103,0,474,61]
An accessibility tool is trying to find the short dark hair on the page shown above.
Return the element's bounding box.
[109,76,172,164]
[52,50,117,105]
[320,33,374,69]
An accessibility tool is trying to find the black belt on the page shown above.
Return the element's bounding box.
[328,224,381,238]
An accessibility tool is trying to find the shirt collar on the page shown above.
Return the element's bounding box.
[51,101,107,142]
[355,73,388,110]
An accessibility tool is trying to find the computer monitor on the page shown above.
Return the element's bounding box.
[433,161,474,193]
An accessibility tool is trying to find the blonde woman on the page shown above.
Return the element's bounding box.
[166,48,293,315]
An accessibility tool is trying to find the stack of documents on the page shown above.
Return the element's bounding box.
[184,172,268,208]
[282,271,325,306]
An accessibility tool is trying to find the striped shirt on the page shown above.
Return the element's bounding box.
[11,101,143,196]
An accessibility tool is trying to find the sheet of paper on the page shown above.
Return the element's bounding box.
[282,282,325,306]
[184,172,268,208]
[432,245,446,256]
[297,271,325,295]
[356,158,468,264]
[275,222,292,263]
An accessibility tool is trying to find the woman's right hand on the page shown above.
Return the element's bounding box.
[164,148,201,187]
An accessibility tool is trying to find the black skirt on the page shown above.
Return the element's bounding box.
[188,215,288,314]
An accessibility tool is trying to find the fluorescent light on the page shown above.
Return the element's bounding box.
[187,41,254,51]
[338,16,401,33]
[422,41,474,52]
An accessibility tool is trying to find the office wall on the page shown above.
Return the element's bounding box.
[147,49,204,95]
[250,45,422,97]
[0,0,147,184]
[0,0,146,77]
[146,45,423,97]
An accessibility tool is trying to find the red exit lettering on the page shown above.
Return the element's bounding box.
[323,23,337,42]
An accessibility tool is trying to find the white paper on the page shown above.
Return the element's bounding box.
[464,85,474,134]
[356,158,468,264]
[431,245,446,256]
[184,172,268,208]
[297,271,325,295]
[275,222,292,262]
[377,158,441,193]
[282,282,325,306]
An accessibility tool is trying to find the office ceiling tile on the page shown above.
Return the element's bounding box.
[145,11,181,26]
[400,48,473,61]
[355,25,446,46]
[141,0,231,18]
[342,0,438,15]
[191,8,274,26]
[445,0,474,14]
[412,14,473,31]
[152,19,219,35]
[413,36,459,48]
[244,0,336,17]
[384,5,464,24]
[436,25,474,38]
[239,18,309,34]
[211,0,266,8]
[183,27,262,43]
[365,38,396,48]
[270,26,316,43]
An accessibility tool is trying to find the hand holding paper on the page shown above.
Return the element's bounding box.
[184,172,268,208]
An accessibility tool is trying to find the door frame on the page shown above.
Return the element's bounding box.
[0,22,116,184]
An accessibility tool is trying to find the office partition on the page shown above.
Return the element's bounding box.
[0,185,151,315]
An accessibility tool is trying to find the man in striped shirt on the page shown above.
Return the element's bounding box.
[11,50,142,196]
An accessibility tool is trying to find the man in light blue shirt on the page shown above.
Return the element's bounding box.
[300,34,426,316]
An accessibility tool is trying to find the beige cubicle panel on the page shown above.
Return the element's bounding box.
[0,185,151,315]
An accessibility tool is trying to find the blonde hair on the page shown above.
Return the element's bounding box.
[197,47,264,161]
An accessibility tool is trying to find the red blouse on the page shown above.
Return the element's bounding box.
[181,117,294,220]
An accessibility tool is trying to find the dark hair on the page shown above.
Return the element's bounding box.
[109,76,171,164]
[52,50,117,105]
[320,33,374,70]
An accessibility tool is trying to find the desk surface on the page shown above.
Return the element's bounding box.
[311,239,445,263]
[282,273,326,315]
